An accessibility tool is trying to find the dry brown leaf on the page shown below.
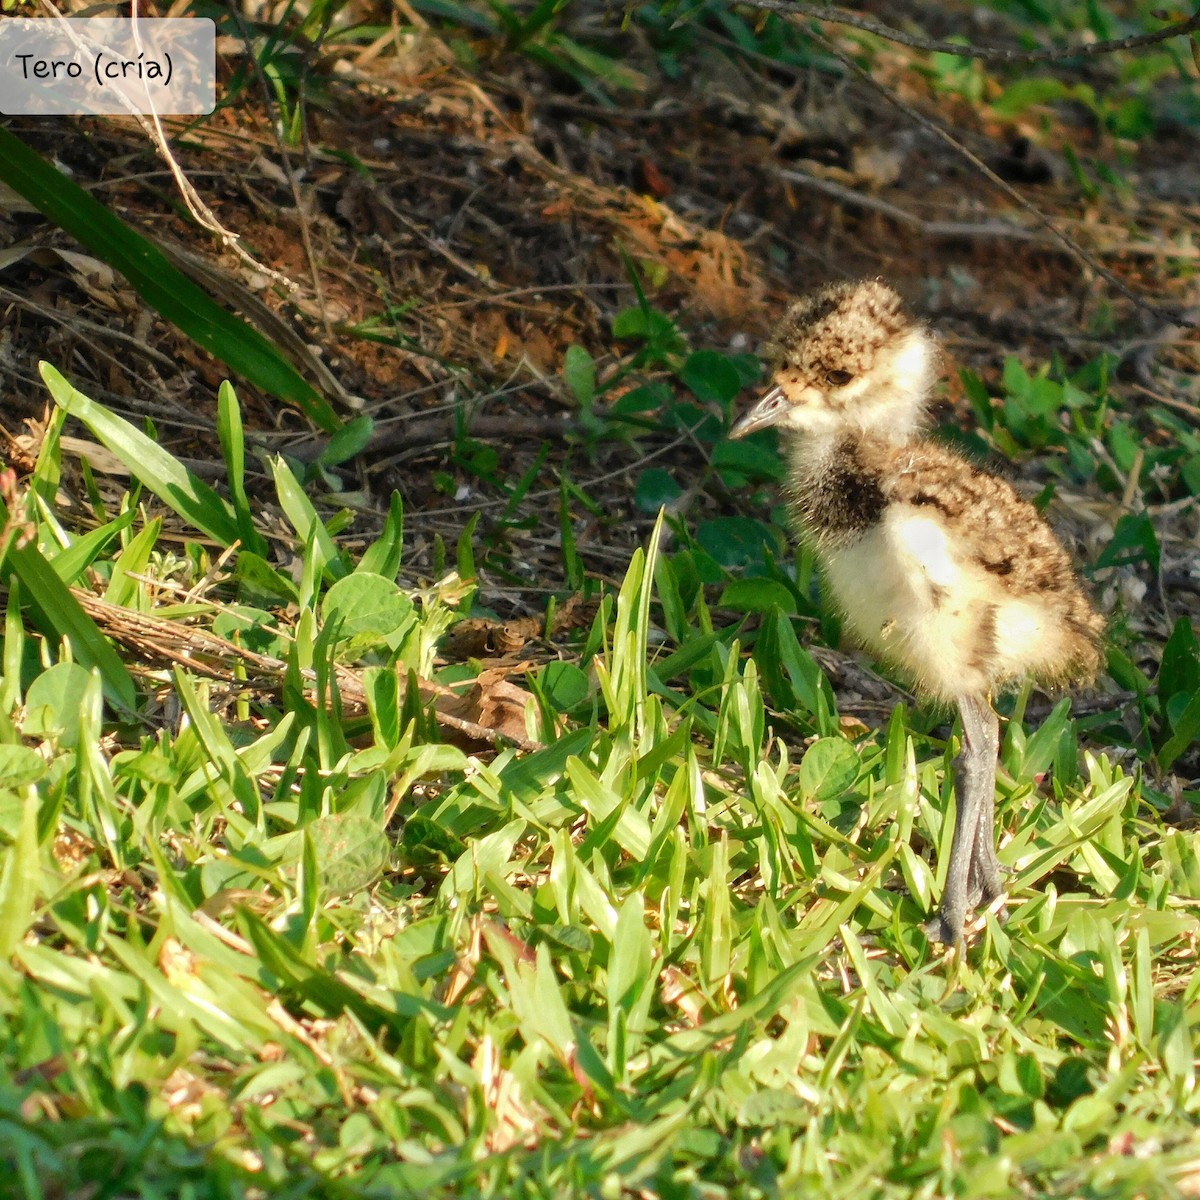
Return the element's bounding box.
[438,667,533,744]
[442,615,541,659]
[661,964,706,1026]
[473,1033,546,1150]
[158,936,201,985]
[441,596,599,660]
[441,914,484,1006]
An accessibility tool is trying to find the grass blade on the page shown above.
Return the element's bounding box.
[41,364,243,549]
[2,523,137,710]
[0,127,338,431]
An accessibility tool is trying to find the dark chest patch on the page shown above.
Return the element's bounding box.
[793,441,886,542]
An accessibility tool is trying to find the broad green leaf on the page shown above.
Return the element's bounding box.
[718,578,795,615]
[320,572,416,658]
[754,607,837,734]
[402,814,467,865]
[24,662,94,748]
[710,438,787,483]
[0,790,40,959]
[607,891,652,1016]
[0,745,47,788]
[1160,617,1200,705]
[798,737,860,802]
[696,516,781,570]
[358,491,405,581]
[45,508,135,585]
[1159,690,1200,770]
[235,550,299,605]
[212,605,285,657]
[218,381,269,556]
[271,455,348,581]
[564,344,596,408]
[1016,697,1073,780]
[681,349,741,406]
[103,517,161,608]
[319,415,375,467]
[634,467,683,513]
[539,661,590,711]
[612,305,683,348]
[308,813,389,894]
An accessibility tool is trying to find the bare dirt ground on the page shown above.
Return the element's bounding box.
[2,4,1198,725]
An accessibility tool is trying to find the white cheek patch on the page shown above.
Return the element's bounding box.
[888,332,932,397]
[844,330,933,438]
[784,406,843,437]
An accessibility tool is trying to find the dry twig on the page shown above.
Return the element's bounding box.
[61,590,544,752]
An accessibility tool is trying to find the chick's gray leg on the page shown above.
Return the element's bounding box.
[968,762,1004,908]
[926,694,1000,946]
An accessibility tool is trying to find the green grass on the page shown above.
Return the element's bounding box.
[2,5,1200,1191]
[1,361,1199,1199]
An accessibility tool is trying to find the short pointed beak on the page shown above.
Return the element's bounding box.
[729,385,789,440]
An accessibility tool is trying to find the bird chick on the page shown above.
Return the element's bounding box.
[731,280,1104,946]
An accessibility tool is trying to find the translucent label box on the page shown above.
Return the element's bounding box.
[0,18,215,116]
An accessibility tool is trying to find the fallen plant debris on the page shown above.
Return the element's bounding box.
[1,1,1199,1196]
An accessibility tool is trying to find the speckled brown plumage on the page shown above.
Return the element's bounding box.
[729,279,1105,946]
[766,281,913,388]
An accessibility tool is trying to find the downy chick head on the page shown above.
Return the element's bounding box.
[730,280,937,442]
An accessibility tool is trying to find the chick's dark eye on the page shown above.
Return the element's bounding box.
[825,369,853,387]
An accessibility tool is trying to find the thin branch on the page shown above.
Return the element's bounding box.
[66,590,544,752]
[1131,382,1200,424]
[782,169,1200,261]
[780,169,1054,244]
[737,0,1200,64]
